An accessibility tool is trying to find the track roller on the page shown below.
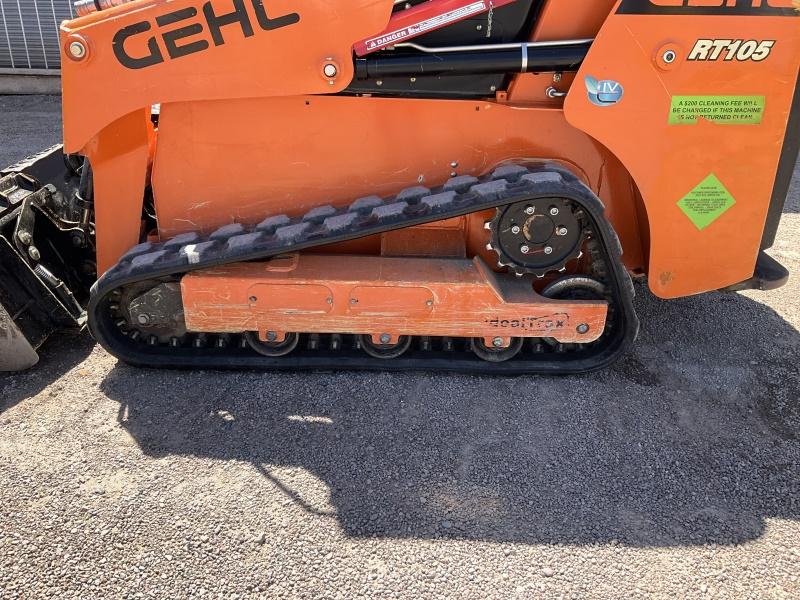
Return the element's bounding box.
[245,332,300,357]
[358,334,412,359]
[470,337,524,362]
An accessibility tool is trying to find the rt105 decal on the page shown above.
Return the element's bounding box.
[688,39,776,62]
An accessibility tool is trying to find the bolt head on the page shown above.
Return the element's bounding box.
[549,207,559,216]
[557,227,568,236]
[27,246,41,261]
[492,337,504,348]
[379,333,392,344]
[544,246,554,255]
[249,296,258,302]
[663,50,677,64]
[520,245,530,254]
[17,231,32,245]
[577,323,590,335]
[137,314,150,325]
[323,63,338,78]
[266,331,278,342]
[511,225,521,235]
[525,206,535,215]
[68,41,86,60]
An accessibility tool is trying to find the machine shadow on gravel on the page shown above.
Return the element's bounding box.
[0,332,94,415]
[100,285,800,548]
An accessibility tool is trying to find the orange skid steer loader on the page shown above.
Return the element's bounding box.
[1,0,798,373]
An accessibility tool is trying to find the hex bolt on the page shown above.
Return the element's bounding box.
[266,331,278,342]
[492,337,504,348]
[662,49,677,64]
[525,206,535,215]
[249,296,257,302]
[577,323,590,335]
[544,246,554,255]
[450,161,459,168]
[68,40,86,60]
[323,63,338,78]
[520,245,531,254]
[27,246,41,261]
[549,207,559,216]
[511,225,521,235]
[380,333,392,344]
[557,227,568,236]
[137,314,151,325]
[426,300,434,307]
[326,297,333,304]
[17,231,32,245]
[71,233,84,247]
[350,298,358,304]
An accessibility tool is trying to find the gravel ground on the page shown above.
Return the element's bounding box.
[1,95,799,599]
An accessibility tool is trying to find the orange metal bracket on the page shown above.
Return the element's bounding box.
[180,254,608,343]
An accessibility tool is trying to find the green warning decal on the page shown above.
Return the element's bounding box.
[677,174,736,230]
[669,96,765,125]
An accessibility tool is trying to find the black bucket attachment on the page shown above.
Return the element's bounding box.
[0,146,93,371]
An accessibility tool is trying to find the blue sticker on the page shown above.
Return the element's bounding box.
[585,76,624,107]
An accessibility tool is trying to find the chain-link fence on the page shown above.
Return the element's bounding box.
[0,0,74,72]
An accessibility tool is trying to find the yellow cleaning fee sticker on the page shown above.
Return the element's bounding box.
[669,96,765,125]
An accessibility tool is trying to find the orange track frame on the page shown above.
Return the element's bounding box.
[181,254,609,343]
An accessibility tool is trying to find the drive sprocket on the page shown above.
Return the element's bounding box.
[487,197,585,277]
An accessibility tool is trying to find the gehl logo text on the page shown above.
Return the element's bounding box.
[112,0,300,69]
[645,0,792,6]
[617,0,798,13]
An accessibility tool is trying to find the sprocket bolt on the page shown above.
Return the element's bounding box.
[511,225,521,234]
[520,245,530,254]
[544,246,554,255]
[550,207,559,216]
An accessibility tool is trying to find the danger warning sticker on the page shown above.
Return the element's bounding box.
[669,96,765,125]
[677,174,736,230]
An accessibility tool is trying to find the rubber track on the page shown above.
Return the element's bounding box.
[89,164,639,374]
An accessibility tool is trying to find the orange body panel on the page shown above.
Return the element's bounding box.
[181,254,608,342]
[58,0,800,300]
[150,96,644,274]
[565,4,800,297]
